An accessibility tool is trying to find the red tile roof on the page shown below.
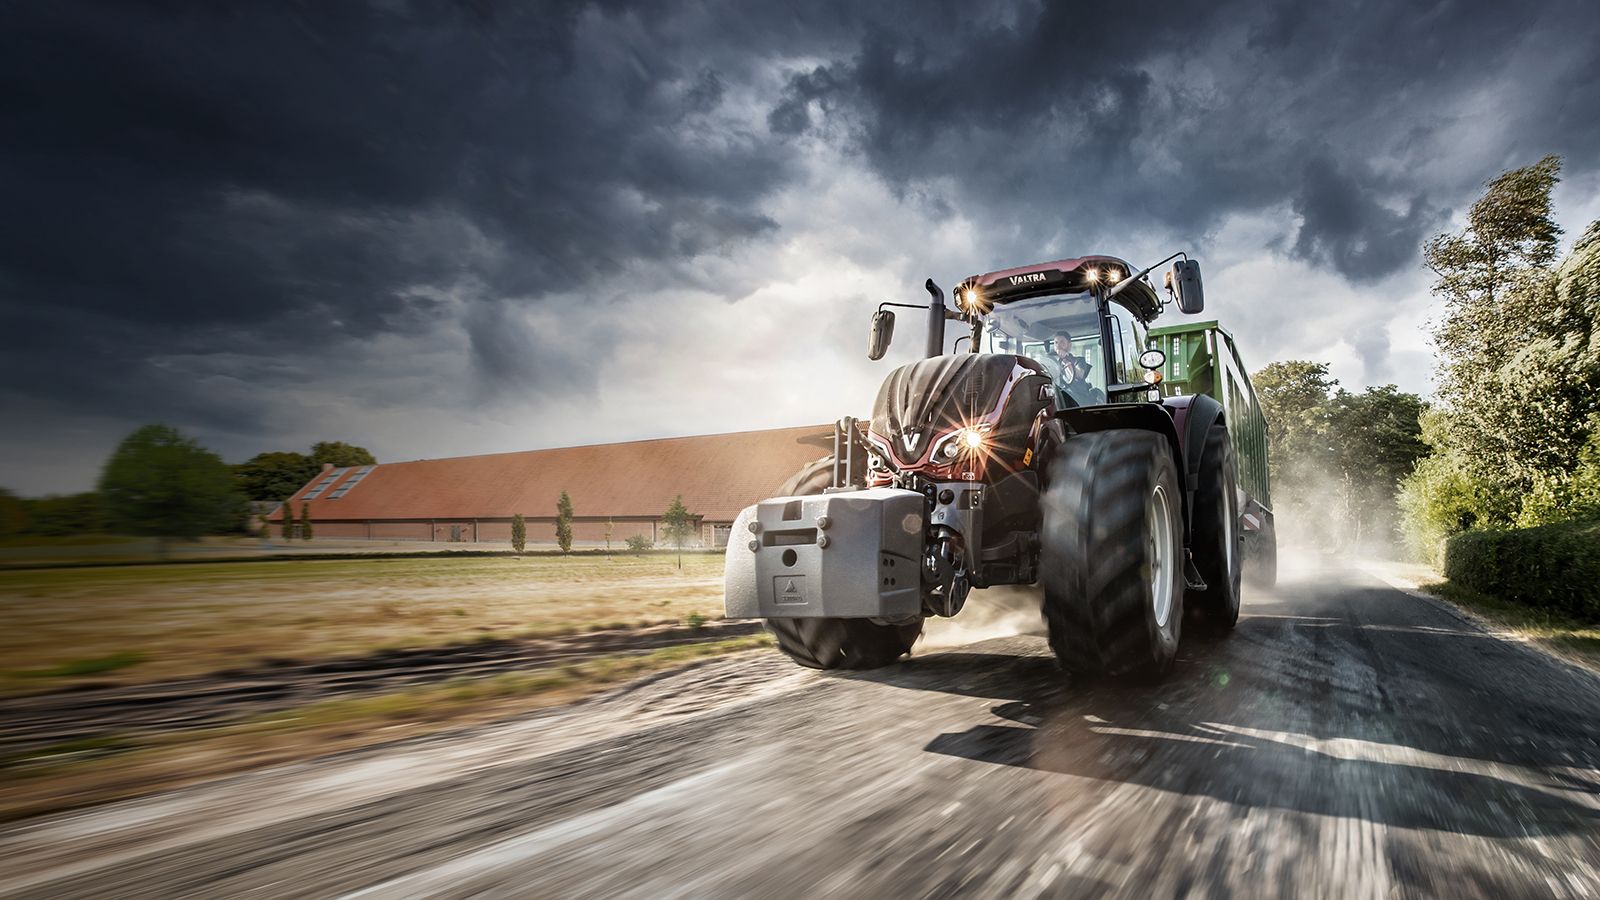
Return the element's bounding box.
[270,425,835,521]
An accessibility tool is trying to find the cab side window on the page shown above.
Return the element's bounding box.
[1108,307,1141,384]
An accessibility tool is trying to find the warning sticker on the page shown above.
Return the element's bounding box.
[773,574,808,606]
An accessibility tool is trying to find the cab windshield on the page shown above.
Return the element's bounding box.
[979,292,1107,407]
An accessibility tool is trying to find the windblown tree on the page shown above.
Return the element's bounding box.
[1402,155,1600,553]
[98,425,244,554]
[298,501,314,540]
[511,513,526,553]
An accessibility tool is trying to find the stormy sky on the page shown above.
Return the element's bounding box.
[4,1,1599,494]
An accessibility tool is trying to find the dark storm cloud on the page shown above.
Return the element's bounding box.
[0,1,793,427]
[768,0,1599,275]
[3,0,1599,491]
[1288,157,1435,281]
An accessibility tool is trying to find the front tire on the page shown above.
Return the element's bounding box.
[763,456,925,670]
[1039,430,1185,677]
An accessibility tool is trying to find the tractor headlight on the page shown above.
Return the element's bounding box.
[933,425,989,461]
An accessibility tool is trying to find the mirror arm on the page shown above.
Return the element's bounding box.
[1105,251,1187,301]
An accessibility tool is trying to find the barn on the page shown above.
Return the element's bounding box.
[267,424,833,548]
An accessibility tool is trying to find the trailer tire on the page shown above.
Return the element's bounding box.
[1189,424,1241,629]
[1039,430,1185,677]
[763,456,924,670]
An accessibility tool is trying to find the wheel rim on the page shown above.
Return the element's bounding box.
[1150,483,1175,627]
[1224,488,1237,581]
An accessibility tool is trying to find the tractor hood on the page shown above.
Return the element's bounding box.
[870,354,1041,465]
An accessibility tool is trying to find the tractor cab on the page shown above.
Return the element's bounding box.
[868,253,1205,407]
[957,255,1182,408]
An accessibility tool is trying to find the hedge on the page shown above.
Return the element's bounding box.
[1443,516,1600,619]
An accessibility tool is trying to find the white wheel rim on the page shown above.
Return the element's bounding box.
[1150,483,1175,627]
[1224,489,1236,582]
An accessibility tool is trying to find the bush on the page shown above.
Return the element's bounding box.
[1443,516,1600,619]
[624,535,653,554]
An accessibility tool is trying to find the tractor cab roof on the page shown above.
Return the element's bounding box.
[956,255,1164,322]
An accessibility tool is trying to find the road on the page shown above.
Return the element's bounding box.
[4,557,1599,898]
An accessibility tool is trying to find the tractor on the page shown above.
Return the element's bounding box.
[724,253,1274,677]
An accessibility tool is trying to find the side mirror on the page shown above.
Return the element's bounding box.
[868,309,896,360]
[1172,260,1204,314]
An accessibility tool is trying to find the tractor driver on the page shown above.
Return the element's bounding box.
[1050,331,1104,407]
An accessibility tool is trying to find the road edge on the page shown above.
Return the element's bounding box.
[1357,560,1600,684]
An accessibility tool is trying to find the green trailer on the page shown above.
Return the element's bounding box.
[1147,319,1277,586]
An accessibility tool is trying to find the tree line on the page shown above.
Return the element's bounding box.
[1252,155,1600,562]
[2,424,705,561]
[0,427,377,542]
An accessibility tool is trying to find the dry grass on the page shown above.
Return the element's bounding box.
[1423,580,1600,669]
[0,554,727,695]
[0,635,771,823]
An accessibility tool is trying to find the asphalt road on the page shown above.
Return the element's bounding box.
[4,557,1599,898]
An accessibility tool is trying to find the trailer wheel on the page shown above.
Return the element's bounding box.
[1189,424,1241,629]
[764,456,924,670]
[1039,430,1185,677]
[1245,516,1278,589]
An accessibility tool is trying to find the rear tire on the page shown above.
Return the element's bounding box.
[1039,430,1185,677]
[763,456,925,670]
[1189,424,1241,629]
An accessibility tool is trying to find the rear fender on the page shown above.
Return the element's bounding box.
[1159,394,1226,540]
[1056,404,1191,542]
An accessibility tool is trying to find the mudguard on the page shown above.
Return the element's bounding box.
[1160,394,1225,540]
[1056,400,1210,543]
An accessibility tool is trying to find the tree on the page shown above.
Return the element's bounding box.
[1253,361,1339,493]
[234,451,317,502]
[97,425,244,553]
[1405,155,1600,541]
[1251,362,1427,549]
[20,493,105,536]
[298,501,314,540]
[555,491,573,553]
[604,518,614,560]
[1425,155,1563,364]
[310,441,377,469]
[0,489,26,536]
[1325,385,1429,544]
[511,513,526,553]
[280,503,294,540]
[661,494,695,569]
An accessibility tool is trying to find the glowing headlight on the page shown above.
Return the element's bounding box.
[937,426,987,460]
[1106,268,1122,284]
[1086,267,1100,283]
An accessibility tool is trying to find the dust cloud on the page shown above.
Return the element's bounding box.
[918,585,1045,649]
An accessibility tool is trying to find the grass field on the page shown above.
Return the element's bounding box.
[0,552,757,819]
[0,554,727,695]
